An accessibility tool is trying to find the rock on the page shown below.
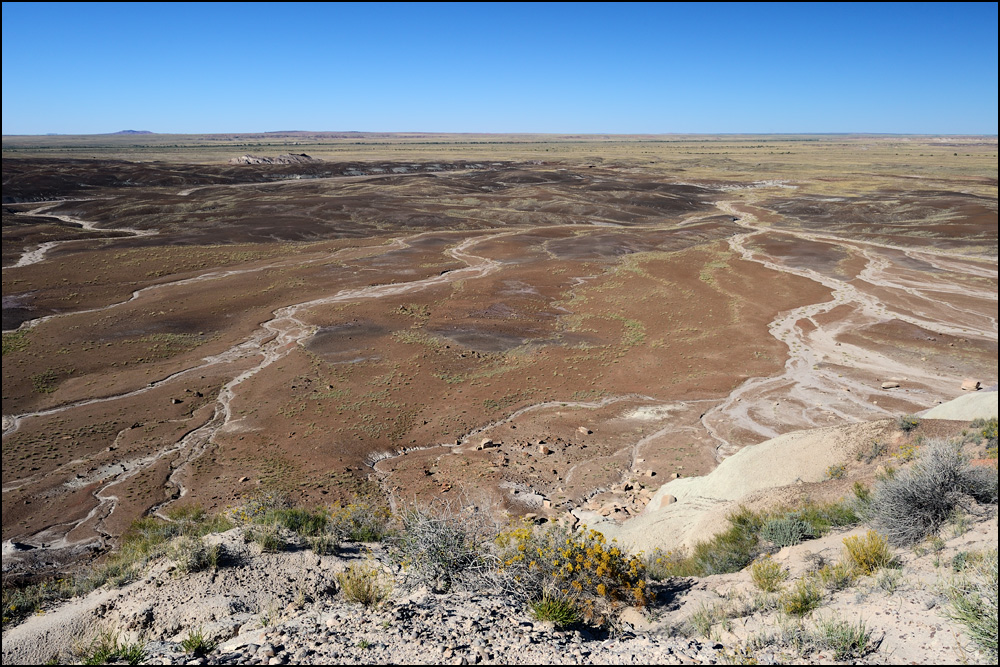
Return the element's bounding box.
[619,606,656,633]
[171,398,183,404]
[238,476,249,483]
[577,426,592,435]
[881,381,900,389]
[961,378,982,391]
[477,439,498,450]
[659,494,677,509]
[538,445,553,455]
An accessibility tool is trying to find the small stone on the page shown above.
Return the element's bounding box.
[577,426,592,435]
[659,494,677,508]
[961,378,981,391]
[539,445,553,455]
[881,381,900,389]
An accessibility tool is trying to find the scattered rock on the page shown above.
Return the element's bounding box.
[659,494,677,508]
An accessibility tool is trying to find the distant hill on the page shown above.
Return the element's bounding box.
[110,130,153,135]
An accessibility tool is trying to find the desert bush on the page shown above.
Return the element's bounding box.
[816,561,854,591]
[969,417,997,450]
[168,536,221,574]
[79,630,147,666]
[389,499,500,593]
[868,439,998,546]
[814,616,879,661]
[269,507,328,537]
[897,415,921,432]
[645,547,700,580]
[328,499,393,542]
[857,439,887,464]
[689,506,765,575]
[842,530,894,575]
[308,533,338,555]
[761,517,813,548]
[244,522,286,553]
[943,548,998,661]
[647,507,765,578]
[227,491,290,525]
[180,627,217,657]
[750,556,788,592]
[497,523,650,610]
[825,463,846,480]
[530,592,580,628]
[336,562,392,608]
[781,579,823,617]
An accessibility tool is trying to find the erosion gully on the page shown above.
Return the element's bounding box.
[2,182,995,559]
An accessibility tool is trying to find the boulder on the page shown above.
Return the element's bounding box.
[961,378,982,392]
[881,381,900,389]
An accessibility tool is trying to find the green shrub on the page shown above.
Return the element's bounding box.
[336,562,392,608]
[761,517,813,548]
[815,616,878,660]
[816,561,854,591]
[327,499,393,542]
[530,592,580,628]
[269,507,328,537]
[750,556,787,592]
[781,579,823,617]
[645,547,701,580]
[80,630,147,666]
[943,549,998,661]
[843,531,894,575]
[180,627,217,658]
[897,415,921,432]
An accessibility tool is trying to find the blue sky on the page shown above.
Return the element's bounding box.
[2,2,997,135]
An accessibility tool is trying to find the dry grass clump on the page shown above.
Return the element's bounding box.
[943,548,998,661]
[168,535,222,574]
[78,630,147,666]
[336,562,392,608]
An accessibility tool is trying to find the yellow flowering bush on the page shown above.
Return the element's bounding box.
[496,523,651,609]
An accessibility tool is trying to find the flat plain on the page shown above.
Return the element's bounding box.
[2,132,997,574]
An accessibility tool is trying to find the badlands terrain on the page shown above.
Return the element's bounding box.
[2,132,997,583]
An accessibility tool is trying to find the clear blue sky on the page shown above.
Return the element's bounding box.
[2,2,997,135]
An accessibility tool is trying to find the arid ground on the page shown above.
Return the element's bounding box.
[2,133,997,575]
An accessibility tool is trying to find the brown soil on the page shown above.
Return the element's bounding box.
[2,144,996,575]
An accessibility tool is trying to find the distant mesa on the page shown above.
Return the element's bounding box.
[228,153,322,165]
[111,129,154,135]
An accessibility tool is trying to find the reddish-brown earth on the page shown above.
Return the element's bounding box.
[2,147,996,575]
